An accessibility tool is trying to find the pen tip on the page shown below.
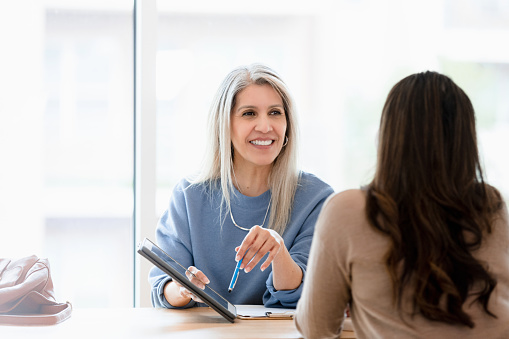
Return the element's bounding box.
[228,289,232,293]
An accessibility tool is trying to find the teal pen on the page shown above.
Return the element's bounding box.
[228,257,243,293]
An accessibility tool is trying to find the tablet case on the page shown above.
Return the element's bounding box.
[137,238,237,323]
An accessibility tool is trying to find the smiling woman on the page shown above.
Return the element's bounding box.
[148,63,334,310]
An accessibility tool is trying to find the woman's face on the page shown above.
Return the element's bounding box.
[231,83,287,170]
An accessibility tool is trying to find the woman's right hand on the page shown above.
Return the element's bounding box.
[165,266,210,305]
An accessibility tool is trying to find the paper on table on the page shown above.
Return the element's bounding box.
[236,305,295,319]
[343,317,354,331]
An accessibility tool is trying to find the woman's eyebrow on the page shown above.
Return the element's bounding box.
[269,104,284,109]
[236,104,284,112]
[236,105,256,112]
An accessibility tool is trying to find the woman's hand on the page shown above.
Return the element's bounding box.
[164,266,209,306]
[235,226,303,290]
[179,266,209,302]
[235,225,285,273]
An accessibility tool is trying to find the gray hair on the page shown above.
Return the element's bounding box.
[191,63,300,234]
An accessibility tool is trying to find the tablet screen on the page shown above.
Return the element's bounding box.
[138,238,237,322]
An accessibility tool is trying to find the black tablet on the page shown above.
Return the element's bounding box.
[137,238,237,323]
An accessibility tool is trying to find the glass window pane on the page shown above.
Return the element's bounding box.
[0,1,133,308]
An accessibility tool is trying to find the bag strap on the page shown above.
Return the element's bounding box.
[0,302,72,326]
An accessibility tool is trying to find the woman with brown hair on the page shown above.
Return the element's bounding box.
[295,71,509,338]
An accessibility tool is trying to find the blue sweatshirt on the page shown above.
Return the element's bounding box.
[149,171,334,309]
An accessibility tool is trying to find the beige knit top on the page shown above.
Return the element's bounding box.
[295,189,509,339]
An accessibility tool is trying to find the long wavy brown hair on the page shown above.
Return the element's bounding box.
[366,71,503,327]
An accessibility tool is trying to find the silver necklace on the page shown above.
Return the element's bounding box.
[229,197,271,231]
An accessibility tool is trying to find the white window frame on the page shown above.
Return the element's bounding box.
[134,0,158,307]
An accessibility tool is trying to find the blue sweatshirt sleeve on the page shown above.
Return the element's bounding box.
[263,175,334,308]
[148,180,197,309]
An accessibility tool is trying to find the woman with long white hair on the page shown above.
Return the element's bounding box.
[149,63,333,308]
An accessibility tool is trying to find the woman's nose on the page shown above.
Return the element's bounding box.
[255,115,272,133]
